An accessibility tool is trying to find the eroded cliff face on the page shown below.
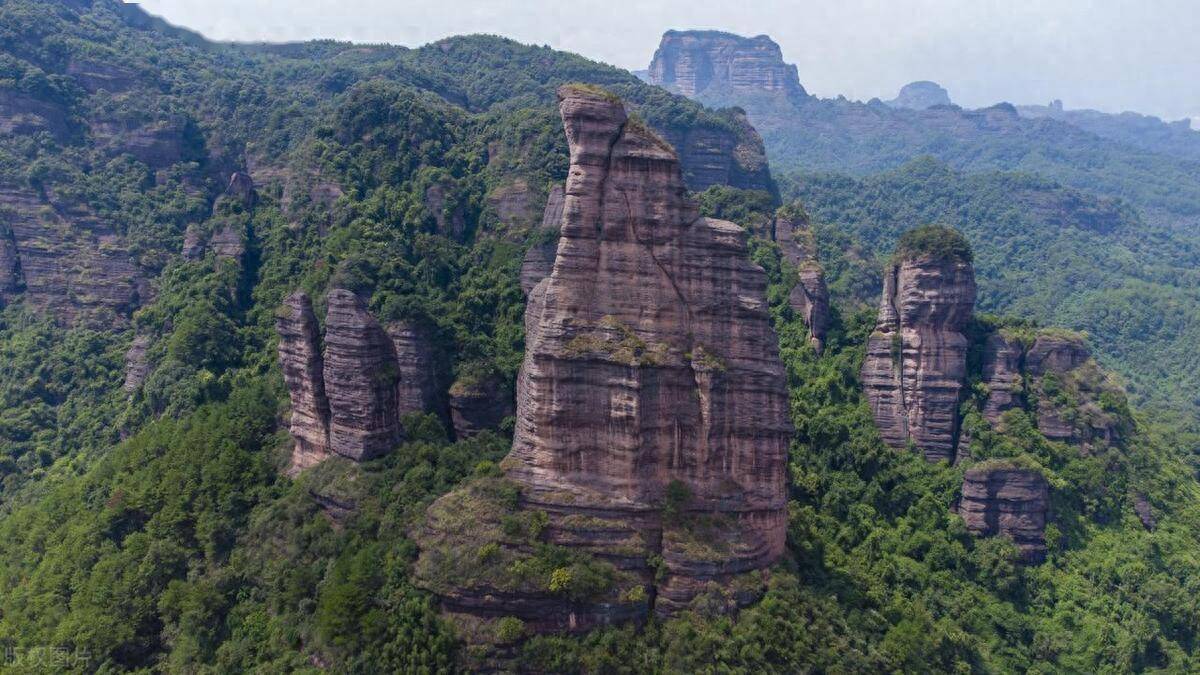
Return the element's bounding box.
[0,182,144,326]
[862,254,976,462]
[959,466,1050,564]
[973,331,1124,451]
[648,30,806,100]
[413,86,792,634]
[277,291,332,473]
[773,214,830,352]
[277,289,444,471]
[979,333,1024,423]
[658,112,775,193]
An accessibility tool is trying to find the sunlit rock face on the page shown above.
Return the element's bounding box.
[412,86,792,635]
[277,289,443,472]
[861,253,976,462]
[506,84,792,614]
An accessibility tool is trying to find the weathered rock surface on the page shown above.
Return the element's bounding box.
[207,223,246,261]
[0,90,71,139]
[423,181,467,241]
[123,334,152,393]
[862,253,976,462]
[959,466,1050,564]
[448,374,513,438]
[773,215,830,352]
[385,320,441,420]
[0,182,143,326]
[980,333,1024,423]
[648,30,806,99]
[1134,492,1156,531]
[277,291,332,473]
[1025,334,1089,377]
[323,289,403,461]
[486,179,537,233]
[887,81,954,110]
[90,113,198,169]
[519,185,566,296]
[278,289,446,471]
[414,86,792,634]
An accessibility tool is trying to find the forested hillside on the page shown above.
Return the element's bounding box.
[785,160,1200,419]
[1,2,1199,673]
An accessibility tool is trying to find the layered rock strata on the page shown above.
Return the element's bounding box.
[123,334,153,393]
[959,466,1050,563]
[448,375,513,439]
[658,112,774,193]
[277,289,443,471]
[415,86,792,633]
[323,290,403,461]
[861,253,976,461]
[0,182,143,326]
[276,291,332,472]
[979,333,1025,423]
[648,31,806,99]
[519,185,566,296]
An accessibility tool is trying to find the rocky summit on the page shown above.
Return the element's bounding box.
[887,81,954,109]
[413,85,792,636]
[648,30,806,99]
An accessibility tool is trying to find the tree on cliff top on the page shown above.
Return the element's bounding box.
[896,224,974,264]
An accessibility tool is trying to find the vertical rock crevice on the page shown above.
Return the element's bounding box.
[413,85,792,633]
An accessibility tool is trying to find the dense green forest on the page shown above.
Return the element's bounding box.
[783,160,1200,421]
[2,1,1200,672]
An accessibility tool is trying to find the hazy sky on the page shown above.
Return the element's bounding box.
[135,0,1200,123]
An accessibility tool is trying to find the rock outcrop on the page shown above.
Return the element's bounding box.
[385,320,441,419]
[887,81,953,110]
[414,85,792,635]
[862,248,976,462]
[123,334,152,393]
[648,30,806,99]
[979,333,1024,423]
[448,374,513,438]
[277,291,332,473]
[658,111,775,193]
[0,182,144,326]
[322,290,403,462]
[959,466,1050,564]
[278,289,445,471]
[773,213,830,352]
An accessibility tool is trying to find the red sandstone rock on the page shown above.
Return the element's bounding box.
[323,289,403,461]
[448,374,513,438]
[980,332,1024,424]
[648,31,806,99]
[861,253,976,462]
[959,466,1050,564]
[277,291,332,473]
[415,86,791,634]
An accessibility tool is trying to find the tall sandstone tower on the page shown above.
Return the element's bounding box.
[413,85,793,632]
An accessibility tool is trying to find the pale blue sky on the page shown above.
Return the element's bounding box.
[134,0,1200,124]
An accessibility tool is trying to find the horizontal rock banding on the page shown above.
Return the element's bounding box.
[414,85,792,633]
[959,466,1050,564]
[277,289,445,471]
[862,251,976,462]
